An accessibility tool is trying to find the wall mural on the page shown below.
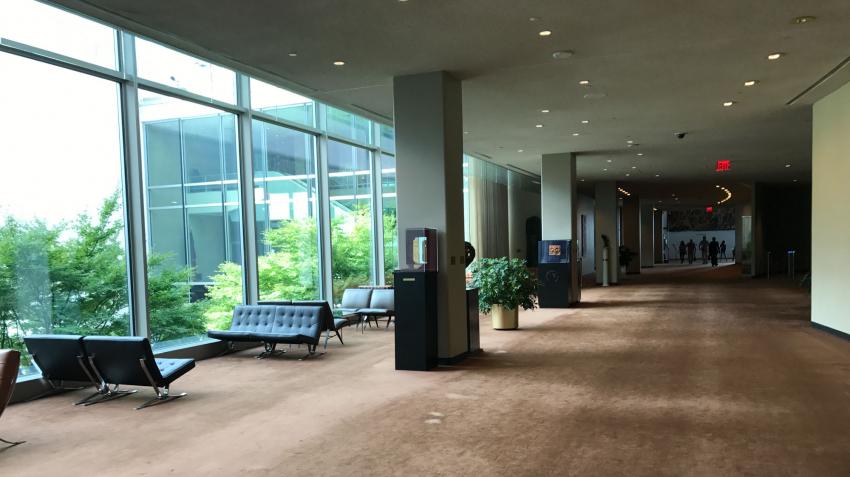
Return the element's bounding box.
[667,208,735,231]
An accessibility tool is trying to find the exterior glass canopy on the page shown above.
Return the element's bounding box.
[0,0,398,375]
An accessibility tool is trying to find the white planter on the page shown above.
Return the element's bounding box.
[491,304,518,330]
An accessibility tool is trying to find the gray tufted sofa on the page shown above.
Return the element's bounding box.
[207,305,324,359]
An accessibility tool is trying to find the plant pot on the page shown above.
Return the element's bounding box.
[491,304,518,330]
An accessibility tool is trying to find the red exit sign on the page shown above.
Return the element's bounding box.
[716,160,731,172]
[706,206,714,213]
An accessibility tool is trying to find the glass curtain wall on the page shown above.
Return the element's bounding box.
[2,0,402,375]
[327,141,374,302]
[139,90,243,347]
[0,52,128,375]
[253,120,320,301]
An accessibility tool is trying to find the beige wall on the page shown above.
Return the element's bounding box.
[812,80,850,334]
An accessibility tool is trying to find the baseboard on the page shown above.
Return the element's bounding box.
[811,322,850,342]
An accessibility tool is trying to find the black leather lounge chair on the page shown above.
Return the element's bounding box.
[292,300,351,348]
[207,305,325,359]
[337,288,372,315]
[359,289,396,329]
[23,334,131,406]
[1,349,24,448]
[82,336,195,410]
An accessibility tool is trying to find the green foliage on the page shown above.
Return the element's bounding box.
[0,193,207,359]
[470,257,538,314]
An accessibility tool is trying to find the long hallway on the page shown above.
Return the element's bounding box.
[4,266,849,476]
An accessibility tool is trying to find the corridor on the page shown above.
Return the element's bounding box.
[3,266,848,477]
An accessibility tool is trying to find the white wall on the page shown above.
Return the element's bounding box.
[812,80,850,335]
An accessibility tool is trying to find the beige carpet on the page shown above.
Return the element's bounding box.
[3,264,849,476]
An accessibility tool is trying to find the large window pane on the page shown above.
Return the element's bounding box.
[139,91,243,348]
[326,106,371,144]
[381,155,398,284]
[250,78,315,127]
[0,0,117,69]
[379,124,396,153]
[328,141,374,302]
[135,38,236,104]
[0,52,127,377]
[253,120,320,300]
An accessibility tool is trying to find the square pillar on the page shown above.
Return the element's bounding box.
[594,182,619,284]
[640,202,655,268]
[541,153,579,301]
[393,71,467,361]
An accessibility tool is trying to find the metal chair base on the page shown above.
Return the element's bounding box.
[136,391,187,410]
[0,437,25,448]
[81,386,137,406]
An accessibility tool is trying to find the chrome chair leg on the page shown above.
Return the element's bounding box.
[136,385,187,410]
[0,437,25,447]
[82,384,137,406]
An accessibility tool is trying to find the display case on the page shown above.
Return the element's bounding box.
[404,228,438,272]
[538,239,573,308]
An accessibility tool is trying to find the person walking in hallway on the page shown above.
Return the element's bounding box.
[699,236,709,264]
[679,240,686,264]
[720,240,727,261]
[687,239,696,264]
[709,237,720,267]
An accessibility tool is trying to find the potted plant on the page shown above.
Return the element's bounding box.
[470,257,538,330]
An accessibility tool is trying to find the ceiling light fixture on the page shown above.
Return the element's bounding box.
[581,120,589,124]
[579,80,590,86]
[625,173,630,177]
[572,132,580,136]
[535,124,544,128]
[637,153,644,156]
[333,60,346,66]
[541,109,550,113]
[744,80,759,87]
[785,163,791,168]
[617,187,631,197]
[552,50,574,60]
[626,140,634,144]
[723,101,736,107]
[529,16,540,22]
[767,52,784,61]
[793,16,816,24]
[632,166,637,169]
[288,52,298,57]
[539,30,552,37]
[607,159,612,163]
[518,149,524,153]
[603,168,608,172]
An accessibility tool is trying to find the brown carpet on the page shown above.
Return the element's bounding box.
[3,264,849,476]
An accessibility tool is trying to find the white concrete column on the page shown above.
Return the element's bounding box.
[640,202,655,268]
[393,71,467,361]
[541,153,579,300]
[594,182,619,284]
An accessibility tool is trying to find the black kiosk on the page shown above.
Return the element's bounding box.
[537,239,574,308]
[394,228,438,371]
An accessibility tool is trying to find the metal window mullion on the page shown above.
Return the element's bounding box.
[118,32,150,338]
[372,152,385,286]
[316,104,334,303]
[236,73,259,304]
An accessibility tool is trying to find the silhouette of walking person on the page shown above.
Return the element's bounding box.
[720,240,727,262]
[699,236,709,264]
[679,240,686,264]
[686,239,696,264]
[709,237,720,267]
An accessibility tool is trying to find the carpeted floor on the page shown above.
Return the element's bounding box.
[3,263,849,476]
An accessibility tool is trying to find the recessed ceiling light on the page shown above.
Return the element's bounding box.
[793,179,799,182]
[603,168,608,172]
[333,60,346,66]
[518,149,524,153]
[785,163,791,168]
[541,109,550,113]
[607,159,612,163]
[572,132,580,136]
[463,131,469,134]
[580,179,585,182]
[767,52,784,61]
[288,52,298,57]
[625,173,630,177]
[656,174,661,177]
[535,124,544,128]
[581,120,589,124]
[529,16,540,22]
[723,101,736,107]
[579,80,590,86]
[636,153,644,156]
[552,50,574,60]
[632,166,637,169]
[744,80,759,87]
[793,16,816,24]
[626,140,634,144]
[539,30,552,37]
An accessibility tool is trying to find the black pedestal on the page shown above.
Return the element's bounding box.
[538,263,572,308]
[394,270,438,371]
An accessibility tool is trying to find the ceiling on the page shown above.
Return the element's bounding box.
[58,0,850,202]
